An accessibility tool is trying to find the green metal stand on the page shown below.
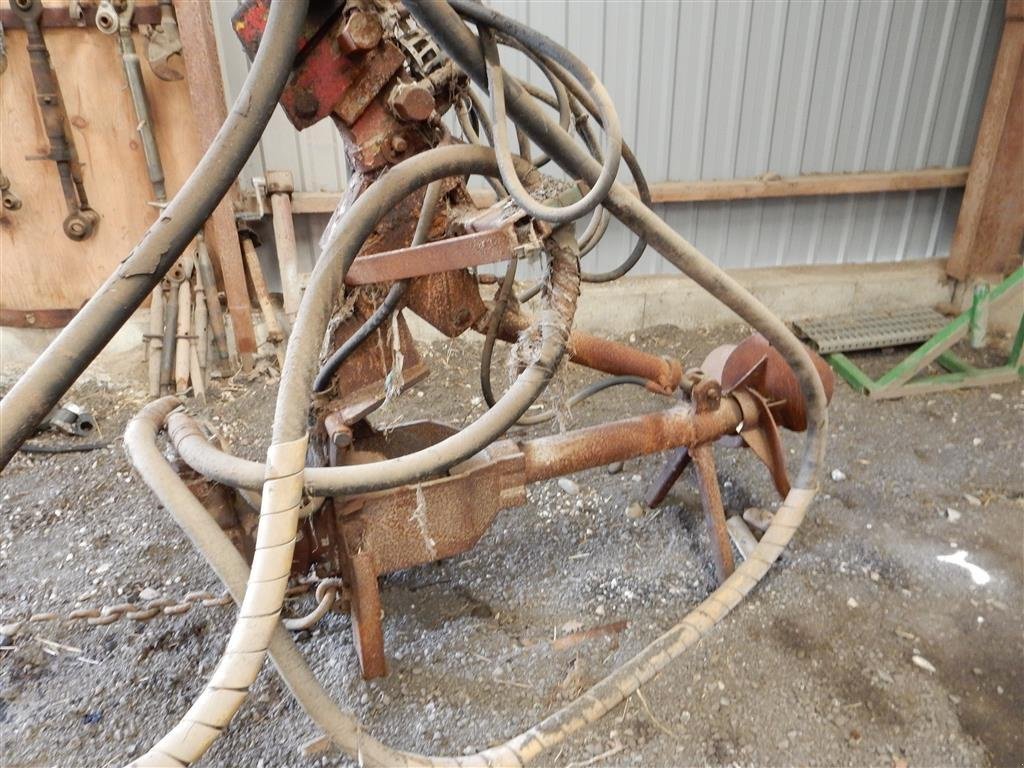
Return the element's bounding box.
[827,266,1024,400]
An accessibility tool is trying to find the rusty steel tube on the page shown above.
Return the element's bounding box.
[499,310,683,393]
[521,398,743,483]
[569,330,683,394]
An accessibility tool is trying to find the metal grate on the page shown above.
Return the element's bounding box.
[794,307,948,354]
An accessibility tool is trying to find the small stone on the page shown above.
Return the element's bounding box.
[945,507,962,523]
[606,461,624,475]
[847,597,859,608]
[742,507,773,532]
[912,654,936,673]
[972,437,982,446]
[138,587,160,601]
[626,502,645,519]
[989,392,1003,400]
[95,563,111,574]
[557,478,580,496]
[831,469,847,482]
[595,605,606,616]
[963,493,982,507]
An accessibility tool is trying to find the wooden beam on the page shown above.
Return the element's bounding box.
[260,166,969,217]
[947,6,1024,281]
[174,0,256,371]
[641,166,969,204]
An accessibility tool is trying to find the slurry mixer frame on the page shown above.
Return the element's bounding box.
[0,2,831,765]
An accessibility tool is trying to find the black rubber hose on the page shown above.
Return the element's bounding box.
[313,282,408,393]
[478,24,622,225]
[313,180,444,392]
[479,251,519,407]
[500,36,653,281]
[0,0,308,471]
[406,0,827,487]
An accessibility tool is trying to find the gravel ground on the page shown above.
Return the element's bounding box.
[1,323,1021,768]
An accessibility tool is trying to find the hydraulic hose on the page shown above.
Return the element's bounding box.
[312,180,444,393]
[478,27,622,226]
[0,0,308,471]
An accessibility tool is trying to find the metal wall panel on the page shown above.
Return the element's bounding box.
[210,0,1003,281]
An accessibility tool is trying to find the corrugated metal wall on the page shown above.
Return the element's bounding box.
[211,0,1004,279]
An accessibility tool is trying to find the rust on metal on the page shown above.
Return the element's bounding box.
[404,269,488,338]
[709,333,835,432]
[345,224,518,285]
[520,399,743,484]
[334,42,406,126]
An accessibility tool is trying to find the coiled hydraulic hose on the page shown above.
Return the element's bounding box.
[124,3,828,766]
[478,28,622,226]
[0,0,309,470]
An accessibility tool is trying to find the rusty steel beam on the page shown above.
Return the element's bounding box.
[344,224,518,285]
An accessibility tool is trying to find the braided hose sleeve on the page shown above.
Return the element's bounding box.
[128,398,816,767]
[128,397,308,767]
[0,0,308,470]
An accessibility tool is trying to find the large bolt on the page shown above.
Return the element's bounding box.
[388,82,435,122]
[337,10,382,55]
[390,135,408,155]
[293,89,319,121]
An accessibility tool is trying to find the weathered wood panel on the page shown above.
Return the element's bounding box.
[0,22,202,319]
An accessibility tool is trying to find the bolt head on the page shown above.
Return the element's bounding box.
[293,89,320,120]
[390,135,408,154]
[338,11,382,54]
[389,83,435,122]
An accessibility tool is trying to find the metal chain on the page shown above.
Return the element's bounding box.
[3,580,323,634]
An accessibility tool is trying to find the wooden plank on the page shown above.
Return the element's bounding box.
[267,166,970,216]
[0,23,202,313]
[174,0,256,371]
[642,167,969,204]
[947,12,1024,281]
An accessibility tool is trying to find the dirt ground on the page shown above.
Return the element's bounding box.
[1,323,1021,768]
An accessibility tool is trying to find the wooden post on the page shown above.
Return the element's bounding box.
[240,232,286,345]
[267,170,303,320]
[173,0,257,371]
[947,1,1024,282]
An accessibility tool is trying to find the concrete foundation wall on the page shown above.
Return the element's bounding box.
[5,259,990,387]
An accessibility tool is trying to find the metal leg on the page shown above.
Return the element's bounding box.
[690,444,734,585]
[341,546,387,680]
[644,446,691,509]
